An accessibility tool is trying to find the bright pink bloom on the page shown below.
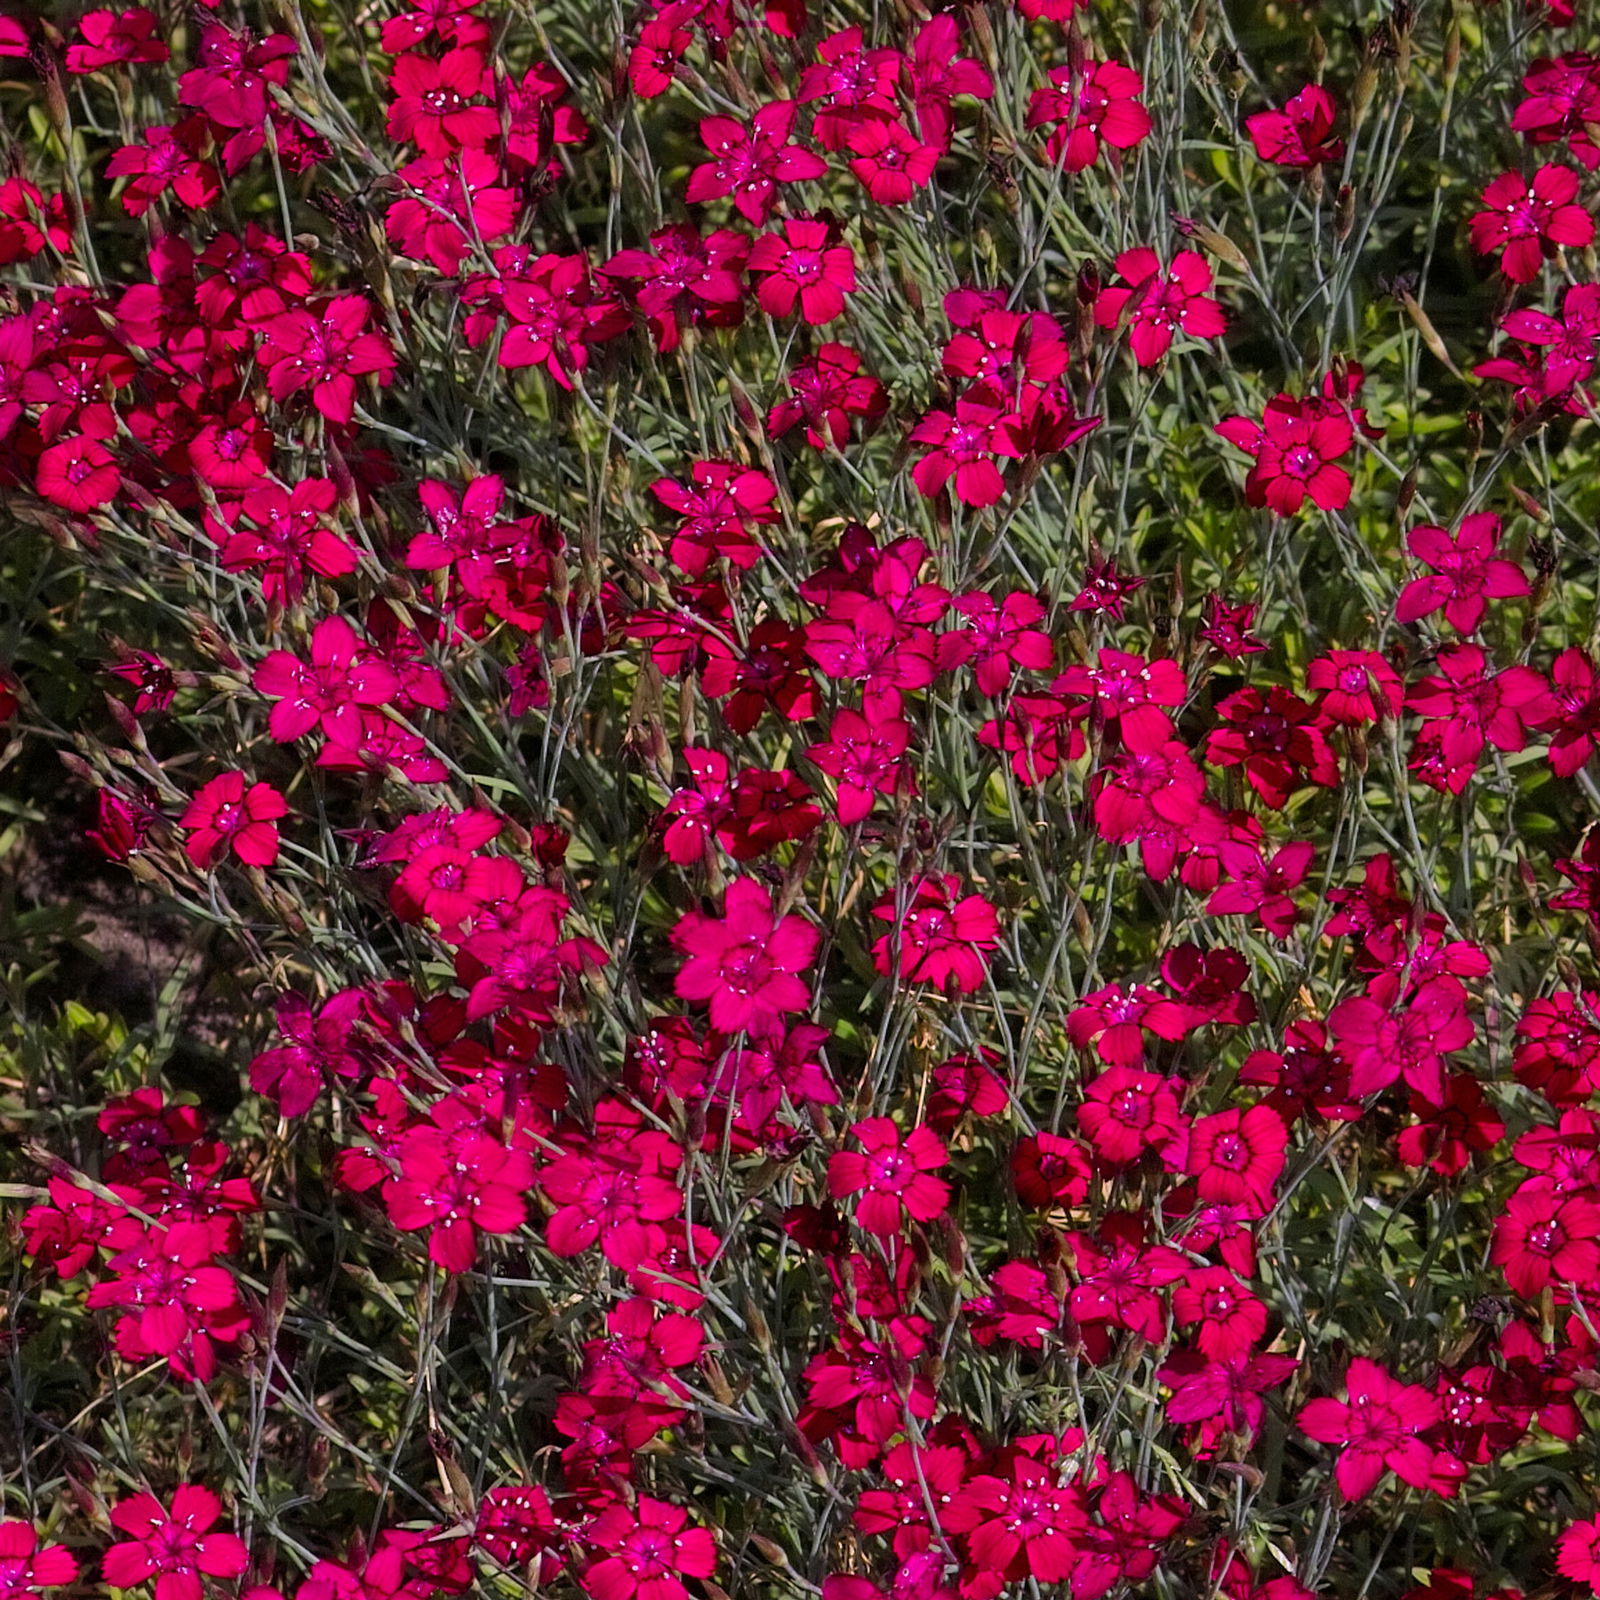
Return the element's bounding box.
[1298,1359,1465,1500]
[671,878,819,1035]
[1492,1186,1600,1296]
[1215,394,1354,515]
[253,615,400,743]
[1306,649,1405,724]
[584,1497,716,1600]
[0,1524,78,1600]
[103,1487,247,1600]
[748,217,856,324]
[846,119,940,205]
[1025,59,1152,172]
[828,1117,949,1235]
[1094,248,1226,365]
[1245,84,1344,167]
[869,874,999,993]
[66,8,168,72]
[1396,513,1529,633]
[685,101,826,225]
[1470,165,1594,283]
[180,771,287,869]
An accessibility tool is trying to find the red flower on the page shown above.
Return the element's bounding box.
[797,25,902,152]
[748,216,856,324]
[846,119,940,206]
[1245,84,1345,167]
[1491,1185,1600,1296]
[909,389,1024,507]
[828,1117,949,1235]
[66,8,168,72]
[1215,394,1354,515]
[386,48,495,155]
[1298,1360,1465,1500]
[869,874,999,993]
[1396,513,1529,634]
[1174,1105,1287,1213]
[1077,1066,1185,1164]
[259,296,395,423]
[180,771,287,869]
[1558,1519,1600,1587]
[253,614,400,743]
[651,460,777,575]
[767,342,887,449]
[0,1523,78,1600]
[1094,247,1226,365]
[583,1497,716,1600]
[1306,649,1404,724]
[1326,979,1474,1101]
[102,1486,247,1600]
[685,101,826,225]
[36,434,119,512]
[1026,59,1152,172]
[1172,1266,1267,1361]
[1470,165,1594,283]
[385,1123,534,1272]
[628,18,690,99]
[671,878,819,1035]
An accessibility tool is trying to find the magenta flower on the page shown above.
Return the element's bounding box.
[1094,247,1227,365]
[584,1497,715,1600]
[1298,1359,1465,1500]
[180,771,288,870]
[102,1486,247,1600]
[1245,84,1345,168]
[0,1522,78,1600]
[748,217,856,324]
[828,1117,950,1235]
[1470,165,1594,283]
[1396,512,1530,633]
[869,873,999,993]
[685,100,826,225]
[1214,394,1354,515]
[671,878,819,1035]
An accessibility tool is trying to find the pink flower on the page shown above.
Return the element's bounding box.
[846,119,940,206]
[258,296,396,423]
[65,8,168,72]
[829,1118,949,1235]
[253,615,400,743]
[102,1486,247,1600]
[386,47,495,155]
[1245,85,1344,167]
[1306,649,1405,724]
[1491,1186,1600,1296]
[869,874,1000,993]
[0,1523,78,1600]
[36,435,119,513]
[1094,247,1227,365]
[1298,1359,1465,1500]
[685,101,826,225]
[909,389,1024,507]
[767,342,887,449]
[1025,59,1152,172]
[1396,513,1529,634]
[1215,394,1354,515]
[583,1497,716,1600]
[748,217,856,324]
[671,878,819,1035]
[1470,165,1594,284]
[180,771,287,869]
[385,1124,534,1272]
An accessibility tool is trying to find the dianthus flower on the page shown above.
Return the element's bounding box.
[1469,165,1594,283]
[828,1117,949,1235]
[1491,1186,1600,1296]
[869,874,999,992]
[1298,1360,1466,1500]
[748,216,856,324]
[1215,393,1354,515]
[583,1497,716,1600]
[671,878,819,1035]
[103,1487,247,1600]
[1025,59,1152,172]
[180,771,287,869]
[1093,248,1226,365]
[0,1523,78,1600]
[258,296,395,423]
[768,343,887,449]
[1245,84,1344,167]
[685,100,826,225]
[66,8,167,72]
[1396,513,1529,633]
